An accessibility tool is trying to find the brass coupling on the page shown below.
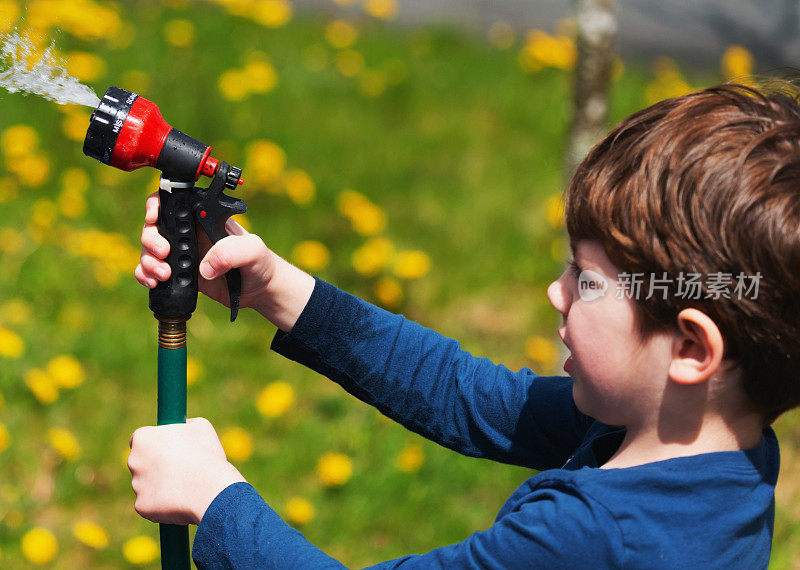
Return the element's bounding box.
[155,315,190,349]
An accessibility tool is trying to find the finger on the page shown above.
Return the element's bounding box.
[139,252,171,281]
[199,235,262,280]
[135,264,158,289]
[141,223,170,259]
[225,218,249,236]
[144,192,160,225]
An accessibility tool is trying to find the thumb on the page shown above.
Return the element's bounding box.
[199,237,239,279]
[199,234,265,279]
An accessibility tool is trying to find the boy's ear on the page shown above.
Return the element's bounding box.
[668,308,725,385]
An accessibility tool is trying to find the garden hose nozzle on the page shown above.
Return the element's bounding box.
[83,85,247,321]
[82,86,249,570]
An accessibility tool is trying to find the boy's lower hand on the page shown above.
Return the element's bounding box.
[128,417,247,526]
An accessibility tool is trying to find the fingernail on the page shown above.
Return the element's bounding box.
[200,261,214,279]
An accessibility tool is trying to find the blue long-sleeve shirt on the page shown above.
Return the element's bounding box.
[192,278,778,568]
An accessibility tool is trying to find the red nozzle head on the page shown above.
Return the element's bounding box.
[84,86,211,182]
[109,96,172,172]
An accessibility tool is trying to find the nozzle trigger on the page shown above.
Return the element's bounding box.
[193,162,247,322]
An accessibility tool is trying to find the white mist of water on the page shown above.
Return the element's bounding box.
[0,31,100,107]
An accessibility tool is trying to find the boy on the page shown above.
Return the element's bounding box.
[129,82,799,568]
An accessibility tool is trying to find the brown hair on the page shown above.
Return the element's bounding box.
[565,80,800,424]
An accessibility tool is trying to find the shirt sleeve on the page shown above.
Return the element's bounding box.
[271,278,591,470]
[192,480,624,570]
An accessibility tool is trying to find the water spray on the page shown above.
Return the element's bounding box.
[83,86,247,570]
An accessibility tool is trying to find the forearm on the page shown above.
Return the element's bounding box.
[251,250,316,333]
[193,482,348,569]
[271,279,585,467]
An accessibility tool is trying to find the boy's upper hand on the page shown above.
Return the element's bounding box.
[128,417,247,526]
[134,191,315,332]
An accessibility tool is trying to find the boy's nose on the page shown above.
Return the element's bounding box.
[547,274,570,315]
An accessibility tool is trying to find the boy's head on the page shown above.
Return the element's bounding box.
[564,80,800,425]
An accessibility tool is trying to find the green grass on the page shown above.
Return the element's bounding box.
[2,1,799,568]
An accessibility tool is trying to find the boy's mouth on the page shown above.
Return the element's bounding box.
[558,327,574,373]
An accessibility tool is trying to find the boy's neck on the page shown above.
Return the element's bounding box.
[600,411,764,470]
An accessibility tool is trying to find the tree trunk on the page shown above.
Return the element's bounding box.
[566,0,618,176]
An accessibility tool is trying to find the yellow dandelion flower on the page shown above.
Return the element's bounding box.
[46,355,85,389]
[1,124,38,158]
[218,68,250,101]
[396,443,424,472]
[375,276,403,307]
[525,335,559,370]
[293,240,330,272]
[337,189,370,216]
[60,167,90,194]
[335,49,365,78]
[256,381,295,417]
[285,497,315,525]
[25,369,58,404]
[351,202,386,236]
[0,0,20,33]
[220,426,254,462]
[16,155,50,187]
[253,0,293,28]
[325,20,358,49]
[0,228,23,254]
[721,45,754,81]
[66,51,106,82]
[358,69,388,98]
[0,327,25,359]
[30,199,57,230]
[73,520,109,549]
[21,527,58,565]
[301,45,328,72]
[488,21,515,50]
[284,169,316,205]
[164,19,196,47]
[59,187,87,218]
[0,178,19,203]
[0,421,10,453]
[244,60,278,93]
[352,237,394,276]
[364,0,397,20]
[393,250,431,280]
[544,194,564,229]
[1,299,31,325]
[186,356,203,386]
[47,427,82,461]
[317,452,353,487]
[122,535,158,565]
[520,30,576,71]
[246,140,286,187]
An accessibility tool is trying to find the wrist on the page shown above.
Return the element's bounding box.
[193,467,247,525]
[252,253,315,332]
